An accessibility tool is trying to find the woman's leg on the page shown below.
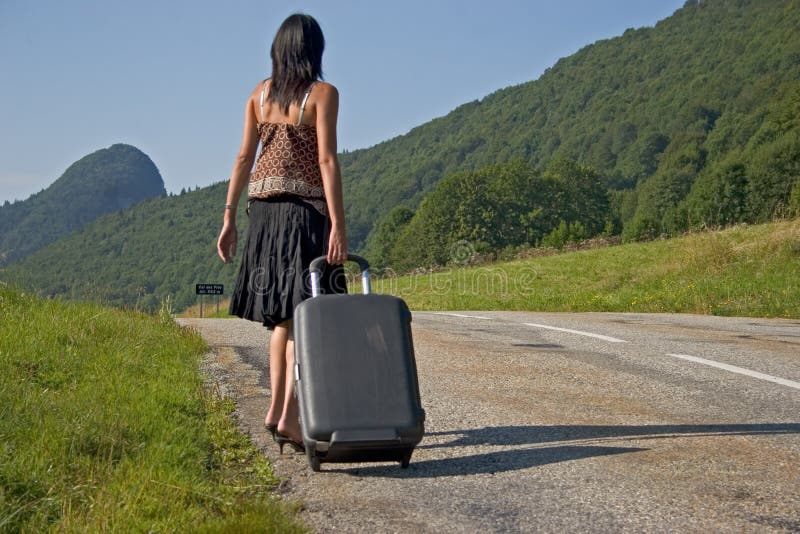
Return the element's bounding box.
[278,330,303,442]
[265,324,288,427]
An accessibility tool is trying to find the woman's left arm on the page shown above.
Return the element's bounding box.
[315,83,348,265]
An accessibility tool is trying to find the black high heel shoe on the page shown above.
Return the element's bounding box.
[275,432,305,454]
[264,423,278,443]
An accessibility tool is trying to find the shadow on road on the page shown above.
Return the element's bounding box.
[329,445,645,478]
[329,423,799,478]
[419,423,800,449]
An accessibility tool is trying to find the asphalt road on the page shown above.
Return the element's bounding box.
[178,312,800,532]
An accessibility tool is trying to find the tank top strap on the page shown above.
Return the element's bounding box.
[297,82,317,126]
[259,79,269,123]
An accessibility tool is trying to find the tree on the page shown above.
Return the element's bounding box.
[388,160,610,271]
[543,159,610,236]
[363,205,415,270]
[746,133,800,221]
[684,160,748,228]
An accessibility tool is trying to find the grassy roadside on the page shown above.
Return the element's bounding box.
[179,220,800,319]
[0,286,303,532]
[374,219,800,318]
[179,299,232,319]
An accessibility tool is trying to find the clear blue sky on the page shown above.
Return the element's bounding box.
[0,0,684,204]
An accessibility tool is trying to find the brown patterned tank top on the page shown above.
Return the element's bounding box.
[248,81,327,216]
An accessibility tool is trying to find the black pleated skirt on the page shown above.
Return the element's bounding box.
[229,195,346,328]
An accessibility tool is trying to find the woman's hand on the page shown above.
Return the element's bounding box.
[217,223,238,263]
[327,224,348,265]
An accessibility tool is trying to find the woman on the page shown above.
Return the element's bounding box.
[217,13,347,452]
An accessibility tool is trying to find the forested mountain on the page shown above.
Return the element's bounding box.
[341,0,800,251]
[4,182,242,312]
[0,144,165,263]
[4,0,800,310]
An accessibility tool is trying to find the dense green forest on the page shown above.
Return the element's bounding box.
[0,144,165,264]
[367,159,611,271]
[342,0,800,255]
[3,182,242,312]
[4,0,800,311]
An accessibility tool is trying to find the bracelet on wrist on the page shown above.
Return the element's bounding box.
[224,204,235,210]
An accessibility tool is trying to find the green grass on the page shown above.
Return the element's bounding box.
[0,286,304,533]
[177,298,235,319]
[374,219,800,318]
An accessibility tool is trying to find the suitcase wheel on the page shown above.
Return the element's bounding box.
[400,449,413,469]
[307,448,321,472]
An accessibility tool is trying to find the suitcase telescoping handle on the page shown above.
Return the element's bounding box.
[309,254,371,298]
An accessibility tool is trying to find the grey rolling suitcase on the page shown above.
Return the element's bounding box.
[294,255,425,472]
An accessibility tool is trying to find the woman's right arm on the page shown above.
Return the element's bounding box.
[217,90,260,263]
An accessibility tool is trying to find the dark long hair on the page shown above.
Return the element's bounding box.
[268,13,325,114]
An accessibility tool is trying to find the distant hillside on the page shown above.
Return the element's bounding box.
[6,0,800,310]
[340,0,800,249]
[0,144,165,264]
[3,182,243,313]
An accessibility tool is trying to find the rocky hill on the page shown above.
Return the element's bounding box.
[0,144,165,264]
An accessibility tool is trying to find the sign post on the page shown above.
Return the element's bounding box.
[196,284,224,318]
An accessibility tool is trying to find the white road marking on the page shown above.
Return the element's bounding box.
[667,353,800,390]
[523,323,627,343]
[435,313,494,320]
[426,313,628,342]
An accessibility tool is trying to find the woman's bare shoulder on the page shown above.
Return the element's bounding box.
[313,81,339,99]
[249,79,269,98]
